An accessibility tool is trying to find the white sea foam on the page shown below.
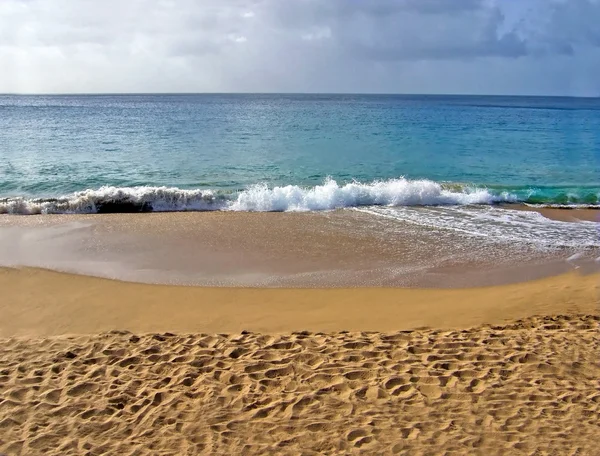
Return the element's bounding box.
[0,177,546,215]
[228,178,511,211]
[355,206,600,249]
[0,186,224,214]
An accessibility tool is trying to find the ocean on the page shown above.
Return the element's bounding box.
[1,94,600,210]
[0,94,598,284]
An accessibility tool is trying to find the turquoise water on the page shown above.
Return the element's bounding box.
[1,94,599,213]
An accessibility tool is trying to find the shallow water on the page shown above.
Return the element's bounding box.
[1,211,597,287]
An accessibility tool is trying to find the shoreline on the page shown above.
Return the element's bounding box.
[1,202,599,218]
[1,207,598,289]
[502,204,600,222]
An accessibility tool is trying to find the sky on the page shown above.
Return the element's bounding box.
[1,0,599,96]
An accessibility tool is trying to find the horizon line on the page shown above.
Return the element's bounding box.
[0,92,599,99]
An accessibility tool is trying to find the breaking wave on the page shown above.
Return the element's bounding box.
[0,177,597,215]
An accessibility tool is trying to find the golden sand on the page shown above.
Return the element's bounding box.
[1,315,599,455]
[1,269,599,455]
[1,268,599,337]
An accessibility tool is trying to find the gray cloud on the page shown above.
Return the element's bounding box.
[1,0,599,95]
[259,0,527,60]
[538,0,600,50]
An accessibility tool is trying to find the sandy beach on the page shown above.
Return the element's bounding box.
[1,208,599,454]
[3,23,600,455]
[1,266,599,455]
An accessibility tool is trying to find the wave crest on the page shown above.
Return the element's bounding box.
[230,178,508,211]
[0,186,224,215]
[0,177,560,215]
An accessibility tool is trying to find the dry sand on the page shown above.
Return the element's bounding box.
[0,268,599,455]
[1,316,599,455]
[1,268,599,337]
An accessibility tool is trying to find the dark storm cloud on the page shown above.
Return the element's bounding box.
[262,0,527,60]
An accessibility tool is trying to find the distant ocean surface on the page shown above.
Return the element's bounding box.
[1,94,600,214]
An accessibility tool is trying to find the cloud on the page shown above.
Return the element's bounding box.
[1,0,599,95]
[531,0,600,53]
[329,3,527,60]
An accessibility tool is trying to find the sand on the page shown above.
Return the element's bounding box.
[1,315,599,455]
[1,268,599,337]
[1,268,599,454]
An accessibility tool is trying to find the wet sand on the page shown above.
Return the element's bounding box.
[506,204,600,222]
[1,209,597,287]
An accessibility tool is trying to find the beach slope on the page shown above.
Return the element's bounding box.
[0,269,598,455]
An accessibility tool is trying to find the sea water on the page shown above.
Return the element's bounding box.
[1,94,599,213]
[1,94,599,271]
